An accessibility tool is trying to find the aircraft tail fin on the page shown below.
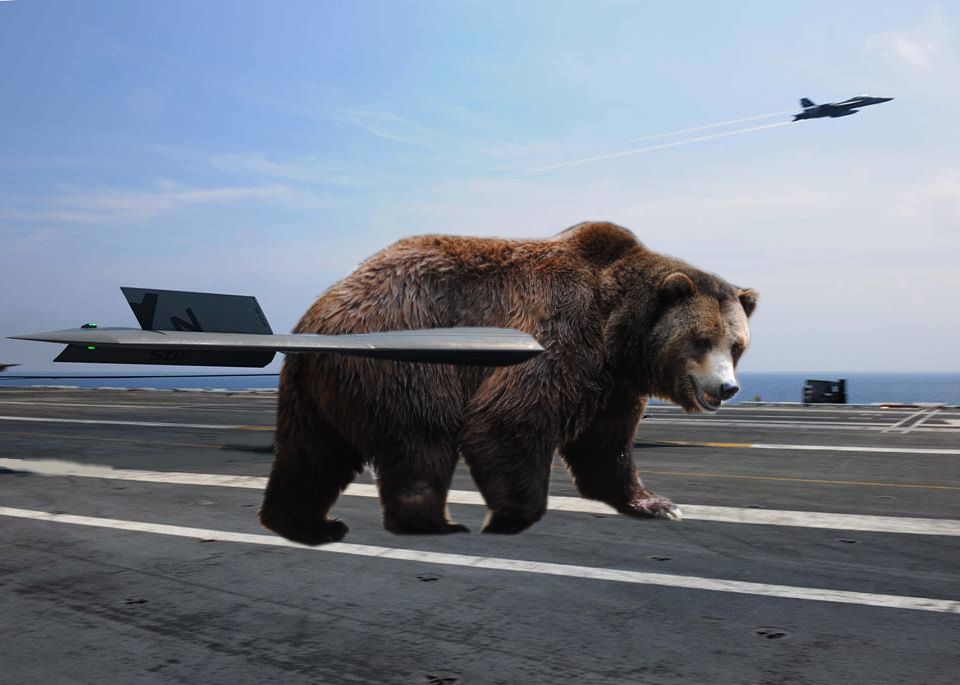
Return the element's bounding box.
[54,288,276,367]
[121,287,273,334]
[800,98,816,109]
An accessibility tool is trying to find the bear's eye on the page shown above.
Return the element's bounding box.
[694,337,712,352]
[732,343,744,358]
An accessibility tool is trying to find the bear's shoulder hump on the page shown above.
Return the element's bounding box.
[557,221,641,267]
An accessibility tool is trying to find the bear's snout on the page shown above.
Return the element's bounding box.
[719,382,740,401]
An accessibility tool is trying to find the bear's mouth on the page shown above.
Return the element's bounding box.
[690,378,721,412]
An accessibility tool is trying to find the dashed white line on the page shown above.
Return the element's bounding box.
[0,506,956,614]
[3,459,958,536]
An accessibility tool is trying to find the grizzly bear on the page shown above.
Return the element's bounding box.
[259,222,756,544]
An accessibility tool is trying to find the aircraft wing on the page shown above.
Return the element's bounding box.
[10,287,545,367]
[9,327,545,367]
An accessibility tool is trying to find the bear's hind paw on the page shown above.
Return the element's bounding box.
[260,515,349,545]
[383,517,471,535]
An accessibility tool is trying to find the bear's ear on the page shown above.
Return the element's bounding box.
[737,288,758,317]
[660,272,696,302]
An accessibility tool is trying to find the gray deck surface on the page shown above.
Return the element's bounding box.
[1,387,958,684]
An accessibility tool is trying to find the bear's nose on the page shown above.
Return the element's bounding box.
[719,382,740,401]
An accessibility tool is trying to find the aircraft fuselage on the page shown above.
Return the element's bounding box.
[793,96,893,121]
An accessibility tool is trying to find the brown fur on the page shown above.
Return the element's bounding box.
[259,222,756,543]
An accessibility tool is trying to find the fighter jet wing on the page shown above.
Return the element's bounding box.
[9,327,544,367]
[10,287,545,367]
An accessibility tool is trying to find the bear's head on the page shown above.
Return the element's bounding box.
[647,272,757,413]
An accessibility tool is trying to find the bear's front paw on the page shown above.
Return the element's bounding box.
[622,496,683,522]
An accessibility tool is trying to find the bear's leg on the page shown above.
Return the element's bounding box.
[560,444,682,521]
[460,429,555,534]
[375,441,469,535]
[560,395,682,521]
[259,377,363,545]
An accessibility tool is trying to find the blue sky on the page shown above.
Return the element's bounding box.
[1,0,958,372]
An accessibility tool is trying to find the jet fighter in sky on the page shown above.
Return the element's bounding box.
[793,95,893,121]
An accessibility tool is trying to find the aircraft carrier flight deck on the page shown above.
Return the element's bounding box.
[1,387,957,685]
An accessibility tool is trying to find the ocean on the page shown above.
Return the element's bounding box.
[736,372,960,405]
[1,371,958,405]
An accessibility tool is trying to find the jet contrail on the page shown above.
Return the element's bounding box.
[619,110,794,145]
[520,120,794,175]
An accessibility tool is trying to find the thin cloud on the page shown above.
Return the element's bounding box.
[334,108,433,146]
[898,169,960,222]
[865,6,956,70]
[0,182,328,224]
[208,153,362,187]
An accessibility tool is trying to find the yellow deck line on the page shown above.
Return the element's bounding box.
[658,440,753,448]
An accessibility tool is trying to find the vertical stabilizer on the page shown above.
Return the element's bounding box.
[52,288,276,367]
[121,287,272,334]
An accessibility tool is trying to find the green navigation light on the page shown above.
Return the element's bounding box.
[86,346,96,351]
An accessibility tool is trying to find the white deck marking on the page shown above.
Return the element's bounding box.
[3,459,959,536]
[654,440,960,455]
[0,506,956,614]
[0,416,269,430]
[0,414,852,431]
[882,408,929,433]
[883,408,940,434]
[903,408,941,434]
[0,401,185,410]
[0,400,274,412]
[643,412,960,433]
[3,412,958,446]
[644,418,889,431]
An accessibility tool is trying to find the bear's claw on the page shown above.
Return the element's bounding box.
[623,496,684,522]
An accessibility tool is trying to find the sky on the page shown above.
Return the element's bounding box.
[1,0,958,373]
